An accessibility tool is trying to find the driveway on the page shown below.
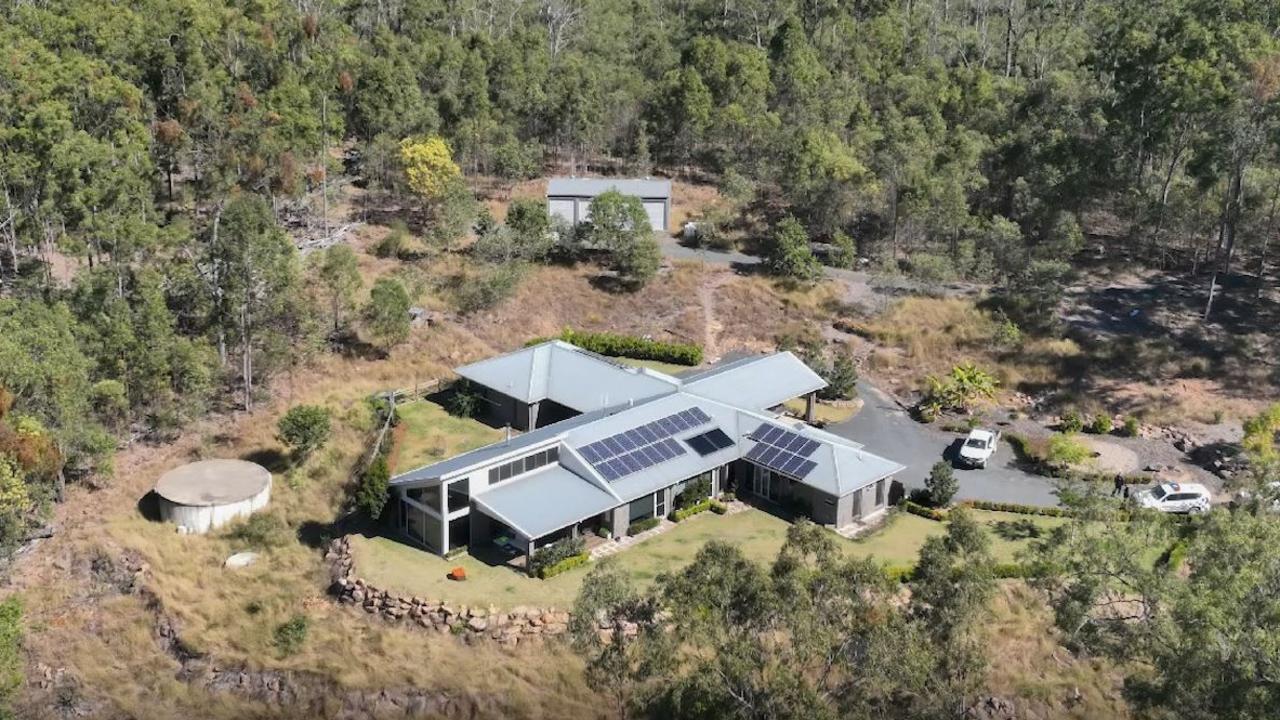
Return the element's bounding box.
[827,382,1062,507]
[660,237,975,310]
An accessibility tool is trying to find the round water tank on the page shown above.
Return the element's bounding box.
[154,459,272,534]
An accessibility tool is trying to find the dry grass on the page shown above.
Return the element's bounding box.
[853,297,1082,395]
[982,583,1131,719]
[781,397,860,424]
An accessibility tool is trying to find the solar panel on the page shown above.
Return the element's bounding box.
[685,435,715,456]
[795,459,817,478]
[666,438,687,456]
[763,426,786,445]
[778,453,805,475]
[616,433,638,451]
[619,454,642,473]
[633,451,654,469]
[689,407,712,424]
[745,443,768,462]
[602,437,625,456]
[598,462,620,481]
[635,426,658,444]
[797,438,820,457]
[705,428,734,450]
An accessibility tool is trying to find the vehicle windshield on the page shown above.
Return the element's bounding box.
[964,438,987,449]
[1150,486,1169,500]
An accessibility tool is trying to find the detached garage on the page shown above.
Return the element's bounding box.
[546,177,672,233]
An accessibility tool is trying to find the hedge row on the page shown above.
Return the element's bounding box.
[958,499,1074,517]
[537,552,590,579]
[628,517,662,536]
[670,498,715,522]
[528,329,703,366]
[902,500,947,521]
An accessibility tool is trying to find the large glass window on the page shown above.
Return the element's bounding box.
[629,493,654,522]
[409,485,443,511]
[875,479,885,506]
[447,478,470,513]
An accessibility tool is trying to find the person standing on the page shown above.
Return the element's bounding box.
[1112,474,1124,497]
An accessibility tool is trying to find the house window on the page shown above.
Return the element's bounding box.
[487,447,560,486]
[629,493,654,522]
[655,491,667,519]
[875,479,885,506]
[447,478,470,513]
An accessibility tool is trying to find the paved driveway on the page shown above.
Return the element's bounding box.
[827,382,1062,507]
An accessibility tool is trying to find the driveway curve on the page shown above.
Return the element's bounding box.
[828,382,1062,507]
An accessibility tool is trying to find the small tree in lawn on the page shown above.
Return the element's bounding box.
[400,136,460,204]
[277,404,331,462]
[356,456,390,519]
[765,215,822,282]
[926,461,958,507]
[364,278,411,350]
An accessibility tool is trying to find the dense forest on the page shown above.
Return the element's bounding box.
[0,0,1278,570]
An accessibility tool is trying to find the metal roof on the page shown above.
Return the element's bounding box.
[388,408,607,487]
[472,465,620,540]
[681,352,827,411]
[547,177,671,199]
[455,341,680,410]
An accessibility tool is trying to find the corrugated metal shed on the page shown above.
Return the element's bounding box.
[547,177,671,198]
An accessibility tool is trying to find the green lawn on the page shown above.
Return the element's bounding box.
[391,399,505,473]
[349,507,1064,610]
[617,357,699,376]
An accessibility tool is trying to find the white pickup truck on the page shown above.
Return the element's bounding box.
[957,429,1000,469]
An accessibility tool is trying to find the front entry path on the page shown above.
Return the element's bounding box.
[828,382,1062,507]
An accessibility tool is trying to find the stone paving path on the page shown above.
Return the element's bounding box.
[833,508,890,539]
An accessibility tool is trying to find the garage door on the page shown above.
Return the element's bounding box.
[642,200,666,232]
[548,198,576,226]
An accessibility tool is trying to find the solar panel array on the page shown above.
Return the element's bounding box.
[577,408,713,481]
[684,428,735,456]
[744,422,820,479]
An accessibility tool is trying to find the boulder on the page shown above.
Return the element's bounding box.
[467,617,488,632]
[224,552,259,569]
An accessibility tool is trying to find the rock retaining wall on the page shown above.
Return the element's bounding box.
[325,536,570,646]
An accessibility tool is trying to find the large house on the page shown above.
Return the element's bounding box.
[390,341,904,562]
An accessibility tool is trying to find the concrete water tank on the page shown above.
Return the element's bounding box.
[154,459,272,534]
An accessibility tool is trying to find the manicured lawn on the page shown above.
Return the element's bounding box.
[349,506,1064,610]
[390,399,505,473]
[782,397,860,424]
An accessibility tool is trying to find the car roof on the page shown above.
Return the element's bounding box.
[1159,482,1209,495]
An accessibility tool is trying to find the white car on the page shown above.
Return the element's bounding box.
[1135,482,1211,514]
[958,429,1000,468]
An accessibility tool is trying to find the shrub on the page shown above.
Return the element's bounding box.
[355,456,391,519]
[903,500,947,521]
[273,614,309,656]
[919,363,999,416]
[1121,416,1140,437]
[375,221,408,258]
[925,461,958,507]
[991,310,1022,350]
[224,513,290,549]
[1045,433,1090,466]
[670,498,714,522]
[529,536,586,577]
[453,263,524,314]
[710,501,727,515]
[991,563,1031,579]
[552,328,703,366]
[0,596,22,709]
[1160,540,1188,573]
[829,230,857,269]
[446,386,481,418]
[1087,412,1113,435]
[883,565,915,583]
[674,476,712,510]
[364,277,412,349]
[816,353,858,401]
[595,526,611,539]
[764,215,821,282]
[537,552,589,579]
[444,546,467,559]
[1059,410,1084,433]
[277,404,332,461]
[627,517,661,536]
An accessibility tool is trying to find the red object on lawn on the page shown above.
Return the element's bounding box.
[448,567,467,581]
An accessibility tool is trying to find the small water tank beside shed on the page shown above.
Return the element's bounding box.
[154,459,272,534]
